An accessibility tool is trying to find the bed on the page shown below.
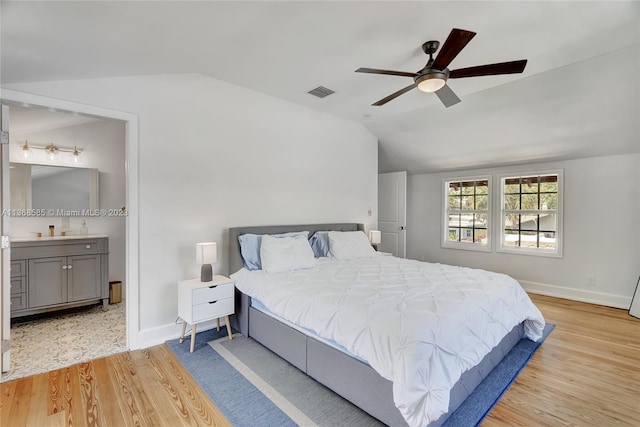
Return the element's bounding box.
[228,223,544,427]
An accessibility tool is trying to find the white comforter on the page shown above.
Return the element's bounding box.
[231,256,545,426]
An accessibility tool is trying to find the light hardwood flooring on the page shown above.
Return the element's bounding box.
[485,294,640,426]
[1,294,639,426]
[0,345,230,427]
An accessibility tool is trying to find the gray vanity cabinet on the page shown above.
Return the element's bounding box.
[28,257,67,308]
[10,260,27,311]
[11,237,109,318]
[68,255,102,302]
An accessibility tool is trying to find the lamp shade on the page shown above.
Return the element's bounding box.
[369,230,382,245]
[196,242,217,265]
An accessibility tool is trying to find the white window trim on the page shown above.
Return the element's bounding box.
[441,175,492,252]
[496,169,564,258]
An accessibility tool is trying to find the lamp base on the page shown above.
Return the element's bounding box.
[201,264,213,282]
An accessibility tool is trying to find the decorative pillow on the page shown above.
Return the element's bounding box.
[328,230,377,260]
[238,231,309,270]
[309,231,330,258]
[260,234,316,273]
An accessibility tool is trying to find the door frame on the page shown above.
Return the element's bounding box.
[0,89,140,350]
[1,105,10,372]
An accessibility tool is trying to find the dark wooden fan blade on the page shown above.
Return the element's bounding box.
[431,28,476,71]
[356,67,418,78]
[449,59,528,78]
[435,84,461,108]
[372,83,417,106]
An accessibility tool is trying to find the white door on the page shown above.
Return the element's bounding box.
[378,171,407,257]
[1,104,11,373]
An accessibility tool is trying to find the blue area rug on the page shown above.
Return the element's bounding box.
[166,324,554,426]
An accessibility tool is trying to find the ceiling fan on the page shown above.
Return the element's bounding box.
[355,28,527,108]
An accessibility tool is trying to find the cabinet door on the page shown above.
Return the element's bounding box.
[29,257,66,308]
[68,255,101,302]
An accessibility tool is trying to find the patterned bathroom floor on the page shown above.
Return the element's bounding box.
[1,302,126,383]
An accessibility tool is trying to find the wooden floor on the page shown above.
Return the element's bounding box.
[0,345,230,427]
[485,294,640,426]
[1,294,639,426]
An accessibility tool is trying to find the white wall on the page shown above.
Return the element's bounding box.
[4,73,378,346]
[9,120,127,286]
[407,153,640,308]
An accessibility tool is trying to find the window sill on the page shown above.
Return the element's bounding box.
[441,242,492,252]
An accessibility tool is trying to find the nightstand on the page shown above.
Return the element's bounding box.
[178,275,234,352]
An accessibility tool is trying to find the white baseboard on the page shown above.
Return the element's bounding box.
[520,280,632,309]
[135,319,219,350]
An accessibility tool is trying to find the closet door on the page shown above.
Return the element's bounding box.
[378,171,407,257]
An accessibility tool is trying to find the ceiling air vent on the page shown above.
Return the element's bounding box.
[307,86,335,98]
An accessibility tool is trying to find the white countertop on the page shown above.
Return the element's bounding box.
[11,234,109,243]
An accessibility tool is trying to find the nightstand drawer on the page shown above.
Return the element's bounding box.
[192,281,233,304]
[192,297,234,322]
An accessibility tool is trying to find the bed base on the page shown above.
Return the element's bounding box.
[234,291,524,427]
[228,223,525,426]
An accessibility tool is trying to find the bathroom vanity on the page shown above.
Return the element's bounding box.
[10,235,109,318]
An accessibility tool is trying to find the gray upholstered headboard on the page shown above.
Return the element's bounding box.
[228,223,364,274]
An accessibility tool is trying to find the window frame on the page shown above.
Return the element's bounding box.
[441,175,492,252]
[496,170,564,258]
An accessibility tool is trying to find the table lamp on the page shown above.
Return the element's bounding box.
[196,242,217,282]
[369,230,381,251]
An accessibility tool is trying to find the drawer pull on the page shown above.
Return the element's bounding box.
[68,265,73,269]
[208,300,218,305]
[62,265,68,270]
[86,245,91,249]
[208,284,218,289]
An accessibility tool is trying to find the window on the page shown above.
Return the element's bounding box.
[443,177,491,251]
[498,171,563,257]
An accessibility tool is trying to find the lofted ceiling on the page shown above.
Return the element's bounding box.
[1,1,638,173]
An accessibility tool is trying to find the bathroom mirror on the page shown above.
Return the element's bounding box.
[10,163,99,214]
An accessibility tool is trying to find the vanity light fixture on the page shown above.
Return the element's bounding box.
[19,141,82,162]
[45,143,59,160]
[21,140,31,158]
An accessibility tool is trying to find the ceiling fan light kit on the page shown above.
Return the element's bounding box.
[415,71,448,93]
[356,28,528,107]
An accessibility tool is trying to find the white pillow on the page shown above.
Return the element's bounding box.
[328,231,377,260]
[260,234,316,273]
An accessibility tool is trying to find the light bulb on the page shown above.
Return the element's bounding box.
[22,141,30,158]
[45,143,58,160]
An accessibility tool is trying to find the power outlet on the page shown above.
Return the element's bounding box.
[586,275,596,287]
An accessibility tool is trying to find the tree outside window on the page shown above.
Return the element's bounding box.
[500,171,563,257]
[443,177,491,251]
